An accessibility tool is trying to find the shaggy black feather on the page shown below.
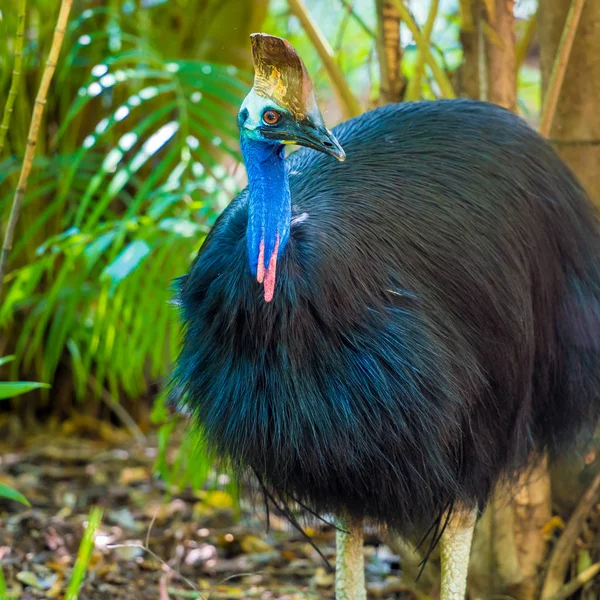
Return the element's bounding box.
[171,100,600,540]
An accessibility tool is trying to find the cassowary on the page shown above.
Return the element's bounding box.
[171,34,600,600]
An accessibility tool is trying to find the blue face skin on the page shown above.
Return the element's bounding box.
[237,91,345,300]
[240,133,292,282]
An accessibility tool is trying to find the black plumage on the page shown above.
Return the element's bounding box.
[171,99,600,541]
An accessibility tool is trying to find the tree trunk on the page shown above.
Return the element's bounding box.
[539,0,600,204]
[456,0,483,100]
[469,461,552,600]
[466,5,552,599]
[484,0,517,110]
[375,0,404,104]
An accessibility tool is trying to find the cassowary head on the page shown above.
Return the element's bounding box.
[238,34,345,303]
[238,33,345,161]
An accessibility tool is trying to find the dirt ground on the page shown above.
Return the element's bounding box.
[0,421,416,600]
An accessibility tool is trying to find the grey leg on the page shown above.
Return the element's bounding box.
[335,518,367,600]
[440,510,477,600]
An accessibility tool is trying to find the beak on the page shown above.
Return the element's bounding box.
[262,121,346,162]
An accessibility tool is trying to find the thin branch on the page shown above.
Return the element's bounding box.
[405,0,439,101]
[538,0,586,137]
[516,9,538,72]
[548,562,600,600]
[387,0,455,98]
[109,510,205,597]
[540,471,600,599]
[0,0,73,299]
[0,0,27,155]
[88,375,148,446]
[334,2,352,59]
[287,0,362,119]
[108,543,203,597]
[339,0,375,39]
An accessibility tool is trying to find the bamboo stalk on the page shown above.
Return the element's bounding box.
[538,0,586,137]
[478,4,488,101]
[287,0,362,118]
[405,0,439,101]
[388,0,455,99]
[485,0,516,111]
[459,0,474,32]
[548,562,600,600]
[0,0,73,299]
[0,0,28,155]
[516,9,538,72]
[376,0,403,104]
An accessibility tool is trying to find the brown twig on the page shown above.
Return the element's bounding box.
[0,0,73,299]
[405,0,439,101]
[387,0,455,98]
[159,576,171,600]
[0,0,27,155]
[88,375,148,446]
[287,0,361,119]
[540,471,600,599]
[548,562,600,600]
[538,0,586,137]
[108,543,203,597]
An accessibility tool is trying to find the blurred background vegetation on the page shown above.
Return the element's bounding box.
[1,1,599,598]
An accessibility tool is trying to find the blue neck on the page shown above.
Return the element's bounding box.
[241,136,291,278]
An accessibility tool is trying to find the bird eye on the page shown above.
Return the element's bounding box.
[262,109,281,125]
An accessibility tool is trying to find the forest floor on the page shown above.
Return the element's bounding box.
[0,419,418,600]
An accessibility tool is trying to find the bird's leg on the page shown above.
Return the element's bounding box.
[439,509,477,600]
[335,517,367,600]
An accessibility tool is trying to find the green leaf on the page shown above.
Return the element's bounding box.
[65,507,103,600]
[0,564,6,598]
[0,382,51,400]
[158,218,202,237]
[0,356,15,367]
[101,240,151,284]
[0,482,31,506]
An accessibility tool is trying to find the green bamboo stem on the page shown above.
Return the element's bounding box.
[287,0,362,118]
[0,0,28,156]
[539,0,586,137]
[388,0,455,99]
[405,0,439,101]
[0,0,73,299]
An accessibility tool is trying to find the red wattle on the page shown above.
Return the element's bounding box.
[256,241,265,283]
[263,234,279,303]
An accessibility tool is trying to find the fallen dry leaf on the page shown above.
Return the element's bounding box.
[119,466,151,486]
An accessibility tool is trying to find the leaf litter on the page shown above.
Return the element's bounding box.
[0,423,415,600]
